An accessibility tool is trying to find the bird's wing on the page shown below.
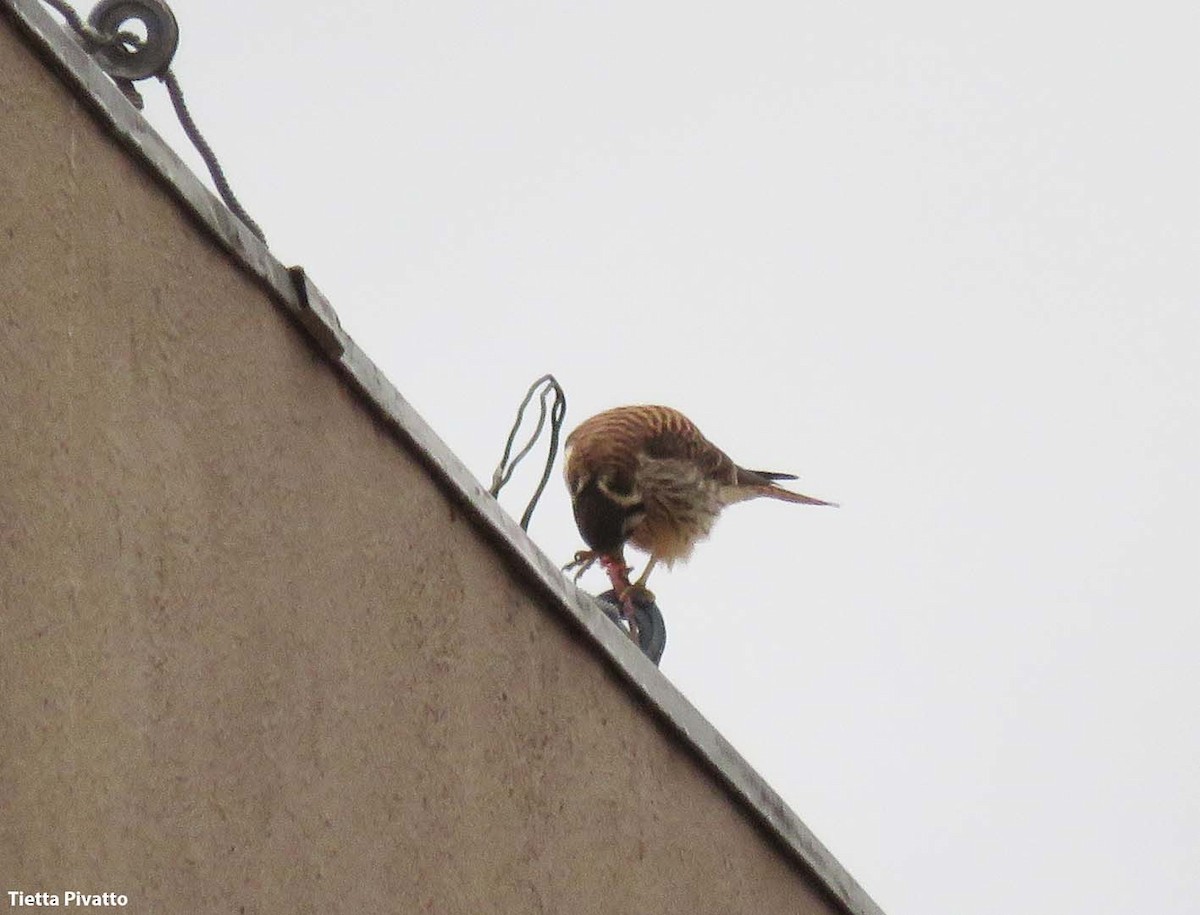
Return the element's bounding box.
[642,424,739,485]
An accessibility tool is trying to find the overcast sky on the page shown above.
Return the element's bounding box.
[91,1,1199,912]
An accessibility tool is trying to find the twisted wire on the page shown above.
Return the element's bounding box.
[490,375,568,531]
[40,0,266,241]
[160,68,265,240]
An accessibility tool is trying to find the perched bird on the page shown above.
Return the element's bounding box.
[563,405,835,639]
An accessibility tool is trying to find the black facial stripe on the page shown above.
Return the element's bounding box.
[574,484,644,553]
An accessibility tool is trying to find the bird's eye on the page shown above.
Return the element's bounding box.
[596,474,641,505]
[599,473,625,494]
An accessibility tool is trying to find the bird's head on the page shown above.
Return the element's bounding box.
[565,463,646,554]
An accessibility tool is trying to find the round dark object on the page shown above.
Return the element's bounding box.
[597,590,666,665]
[88,0,179,80]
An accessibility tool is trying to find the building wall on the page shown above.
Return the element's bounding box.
[0,17,838,914]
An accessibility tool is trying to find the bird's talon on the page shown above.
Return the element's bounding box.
[563,550,598,581]
[617,583,656,605]
[619,597,641,644]
[624,616,641,644]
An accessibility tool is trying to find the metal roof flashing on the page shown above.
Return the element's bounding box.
[2,3,885,914]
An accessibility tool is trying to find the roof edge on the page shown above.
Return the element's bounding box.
[2,3,885,913]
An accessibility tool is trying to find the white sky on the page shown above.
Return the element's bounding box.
[92,1,1199,912]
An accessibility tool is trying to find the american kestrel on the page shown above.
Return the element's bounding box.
[563,405,835,639]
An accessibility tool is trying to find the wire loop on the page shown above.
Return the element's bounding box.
[40,0,266,241]
[490,375,567,531]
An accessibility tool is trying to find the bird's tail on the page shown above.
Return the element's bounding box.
[742,468,799,482]
[733,466,837,506]
[752,485,838,507]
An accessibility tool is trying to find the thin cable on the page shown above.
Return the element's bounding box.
[520,379,567,531]
[492,389,549,493]
[160,68,265,241]
[490,375,567,531]
[41,0,99,43]
[41,0,150,60]
[39,0,266,242]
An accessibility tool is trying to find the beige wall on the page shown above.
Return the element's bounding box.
[0,17,841,914]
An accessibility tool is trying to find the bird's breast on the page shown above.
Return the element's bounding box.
[626,457,724,563]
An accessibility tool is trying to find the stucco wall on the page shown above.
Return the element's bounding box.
[0,16,840,914]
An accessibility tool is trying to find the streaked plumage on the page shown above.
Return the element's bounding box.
[563,405,835,621]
